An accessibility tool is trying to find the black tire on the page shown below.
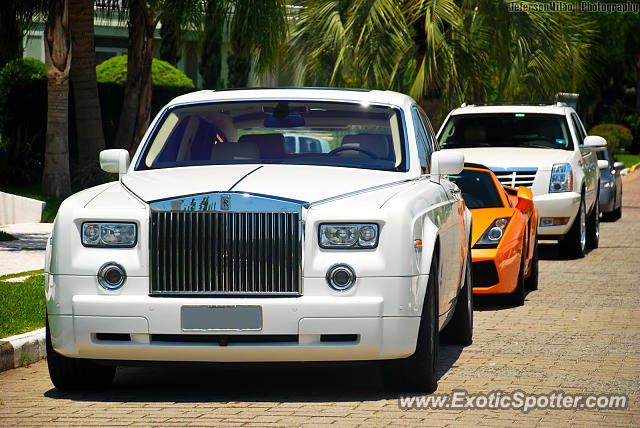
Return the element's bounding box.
[508,247,526,306]
[46,314,116,390]
[524,240,539,291]
[381,253,439,393]
[586,196,599,249]
[611,197,622,221]
[558,196,586,259]
[440,252,473,346]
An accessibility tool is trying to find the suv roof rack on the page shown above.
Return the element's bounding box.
[460,100,557,107]
[460,93,579,109]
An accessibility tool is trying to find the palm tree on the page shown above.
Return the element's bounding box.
[200,0,289,89]
[42,0,72,198]
[69,0,105,164]
[289,0,596,120]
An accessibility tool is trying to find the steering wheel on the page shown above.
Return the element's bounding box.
[328,146,378,159]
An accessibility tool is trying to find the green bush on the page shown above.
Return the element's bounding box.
[0,58,47,185]
[588,124,633,157]
[96,55,195,88]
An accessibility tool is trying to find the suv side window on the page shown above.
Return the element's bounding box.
[570,113,585,145]
[412,108,432,173]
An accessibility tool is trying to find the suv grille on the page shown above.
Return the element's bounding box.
[150,211,301,295]
[491,168,537,188]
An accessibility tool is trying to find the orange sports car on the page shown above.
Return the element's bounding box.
[449,163,539,305]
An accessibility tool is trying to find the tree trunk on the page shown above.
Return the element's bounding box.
[114,0,155,157]
[42,0,72,199]
[636,53,640,113]
[69,0,105,163]
[0,3,23,68]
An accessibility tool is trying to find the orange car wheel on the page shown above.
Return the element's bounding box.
[508,247,526,306]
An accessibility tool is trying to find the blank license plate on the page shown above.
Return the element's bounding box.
[181,305,262,331]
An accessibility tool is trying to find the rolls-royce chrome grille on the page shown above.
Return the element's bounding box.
[150,211,301,295]
[491,168,538,188]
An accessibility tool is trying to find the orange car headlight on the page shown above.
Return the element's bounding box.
[474,217,511,249]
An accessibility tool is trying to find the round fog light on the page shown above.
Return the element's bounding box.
[98,262,126,290]
[326,264,356,291]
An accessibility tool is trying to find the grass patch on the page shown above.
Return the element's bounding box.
[0,274,46,338]
[0,230,18,241]
[0,184,63,223]
[0,269,45,281]
[616,153,640,168]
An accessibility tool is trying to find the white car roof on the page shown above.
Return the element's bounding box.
[167,88,415,109]
[448,104,573,116]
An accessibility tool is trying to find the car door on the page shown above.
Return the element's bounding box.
[571,113,597,209]
[413,107,463,316]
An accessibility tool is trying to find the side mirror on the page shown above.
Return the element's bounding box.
[582,135,607,148]
[99,149,130,179]
[515,186,533,213]
[613,161,625,170]
[430,151,464,183]
[597,160,609,170]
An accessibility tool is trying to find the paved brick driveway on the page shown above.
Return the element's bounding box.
[1,174,639,427]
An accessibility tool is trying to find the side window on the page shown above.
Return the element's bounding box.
[412,108,431,173]
[570,114,585,145]
[418,108,439,151]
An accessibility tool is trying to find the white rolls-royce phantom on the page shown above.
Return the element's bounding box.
[45,88,472,392]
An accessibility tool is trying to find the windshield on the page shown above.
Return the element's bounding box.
[449,168,505,209]
[438,113,573,151]
[138,101,407,172]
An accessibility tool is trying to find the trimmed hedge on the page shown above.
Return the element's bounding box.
[0,58,47,185]
[96,55,195,88]
[96,55,195,148]
[588,123,633,157]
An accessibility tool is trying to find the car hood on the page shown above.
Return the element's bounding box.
[451,147,572,171]
[121,164,412,204]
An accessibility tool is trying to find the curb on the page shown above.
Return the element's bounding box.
[0,328,46,372]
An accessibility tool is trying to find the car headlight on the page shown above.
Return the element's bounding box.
[474,217,511,249]
[82,222,137,247]
[319,223,379,249]
[549,163,572,193]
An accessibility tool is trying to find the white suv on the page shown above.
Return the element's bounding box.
[437,104,605,258]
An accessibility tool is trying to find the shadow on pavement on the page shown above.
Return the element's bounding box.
[43,347,464,403]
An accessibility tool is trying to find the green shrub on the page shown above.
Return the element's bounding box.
[588,123,633,157]
[0,58,47,185]
[96,55,195,88]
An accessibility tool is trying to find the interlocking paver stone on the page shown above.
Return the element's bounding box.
[1,173,639,427]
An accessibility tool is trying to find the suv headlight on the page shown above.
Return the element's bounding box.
[82,222,137,247]
[474,217,511,249]
[549,163,573,193]
[319,223,379,249]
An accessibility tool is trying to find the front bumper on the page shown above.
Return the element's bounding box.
[471,247,520,294]
[533,192,581,237]
[46,275,424,362]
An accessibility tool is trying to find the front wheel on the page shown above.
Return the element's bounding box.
[524,240,539,291]
[46,314,116,390]
[508,246,526,306]
[586,197,599,249]
[558,196,586,259]
[381,253,439,392]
